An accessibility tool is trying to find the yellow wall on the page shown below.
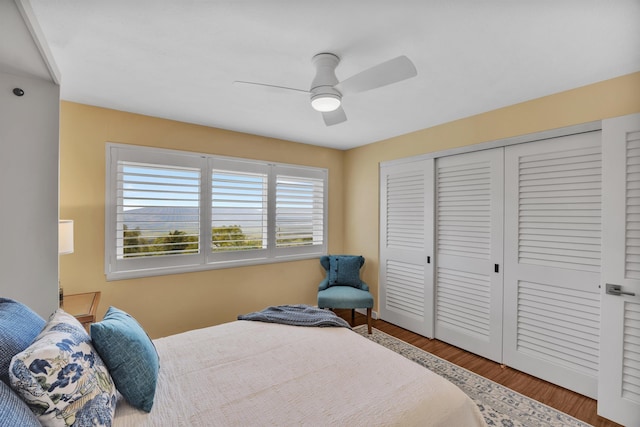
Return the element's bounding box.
[60,72,640,337]
[343,72,640,308]
[59,102,345,338]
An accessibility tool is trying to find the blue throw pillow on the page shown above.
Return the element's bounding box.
[0,380,40,426]
[91,306,160,413]
[0,298,45,386]
[10,309,117,427]
[328,255,363,288]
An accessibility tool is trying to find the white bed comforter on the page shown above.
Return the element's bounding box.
[114,321,486,426]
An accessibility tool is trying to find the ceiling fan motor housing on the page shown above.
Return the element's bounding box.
[310,53,342,111]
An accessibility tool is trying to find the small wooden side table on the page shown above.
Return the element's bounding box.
[62,291,101,331]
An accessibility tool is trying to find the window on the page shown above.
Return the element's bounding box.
[106,144,328,280]
[275,171,325,252]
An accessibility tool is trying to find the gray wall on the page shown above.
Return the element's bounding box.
[0,71,60,318]
[0,0,60,318]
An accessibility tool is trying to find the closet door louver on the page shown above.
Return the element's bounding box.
[379,159,434,337]
[517,146,601,272]
[598,113,640,426]
[435,149,504,362]
[503,131,602,399]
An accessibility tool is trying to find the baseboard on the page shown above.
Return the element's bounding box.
[315,306,379,320]
[355,308,379,319]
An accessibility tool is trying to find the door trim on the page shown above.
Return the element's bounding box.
[382,121,601,168]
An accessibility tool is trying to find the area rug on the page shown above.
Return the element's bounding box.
[353,326,592,427]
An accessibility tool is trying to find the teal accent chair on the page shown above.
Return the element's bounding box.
[317,255,373,334]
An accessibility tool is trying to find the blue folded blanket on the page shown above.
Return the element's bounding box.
[238,304,351,329]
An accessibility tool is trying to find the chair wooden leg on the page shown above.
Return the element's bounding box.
[351,309,355,326]
[367,308,372,334]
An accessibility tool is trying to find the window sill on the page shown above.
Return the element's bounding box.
[105,251,325,281]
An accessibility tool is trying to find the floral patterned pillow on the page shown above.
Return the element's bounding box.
[9,309,116,427]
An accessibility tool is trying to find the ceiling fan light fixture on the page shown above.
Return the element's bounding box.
[311,93,341,112]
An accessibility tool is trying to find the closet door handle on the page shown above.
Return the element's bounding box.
[606,283,636,297]
[427,256,431,264]
[494,264,499,273]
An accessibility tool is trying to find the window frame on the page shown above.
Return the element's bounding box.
[105,143,328,280]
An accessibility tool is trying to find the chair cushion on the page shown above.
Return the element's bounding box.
[9,309,117,427]
[0,380,41,427]
[91,306,160,413]
[328,255,364,288]
[318,286,374,309]
[0,298,45,386]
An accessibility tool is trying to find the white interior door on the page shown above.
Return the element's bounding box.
[598,113,640,426]
[503,132,602,399]
[435,149,504,362]
[379,159,434,337]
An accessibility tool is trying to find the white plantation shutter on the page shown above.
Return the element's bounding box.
[117,161,201,258]
[210,164,268,255]
[275,175,324,247]
[379,159,434,338]
[106,146,206,277]
[106,144,327,279]
[274,166,327,257]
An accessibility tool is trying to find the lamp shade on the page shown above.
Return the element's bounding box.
[59,220,74,255]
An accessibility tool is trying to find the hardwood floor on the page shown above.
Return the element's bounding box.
[335,309,622,427]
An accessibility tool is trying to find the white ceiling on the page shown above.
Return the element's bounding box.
[27,0,640,150]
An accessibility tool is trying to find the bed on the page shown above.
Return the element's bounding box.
[114,320,485,426]
[1,299,486,427]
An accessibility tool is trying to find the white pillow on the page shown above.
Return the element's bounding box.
[9,309,116,427]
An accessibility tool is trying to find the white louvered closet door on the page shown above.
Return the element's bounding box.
[503,131,602,399]
[435,149,504,362]
[379,159,434,337]
[598,113,640,427]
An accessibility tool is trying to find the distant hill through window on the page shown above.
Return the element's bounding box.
[123,206,264,235]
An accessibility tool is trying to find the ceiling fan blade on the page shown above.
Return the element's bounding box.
[335,56,417,95]
[233,80,310,94]
[322,106,347,126]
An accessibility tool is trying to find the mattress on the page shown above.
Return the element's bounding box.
[113,320,486,426]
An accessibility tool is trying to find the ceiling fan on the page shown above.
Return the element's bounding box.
[234,53,417,126]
